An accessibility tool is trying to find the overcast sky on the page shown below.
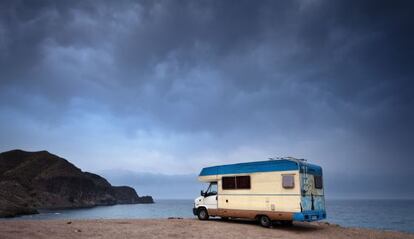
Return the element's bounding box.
[0,0,413,199]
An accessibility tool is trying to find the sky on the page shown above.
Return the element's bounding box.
[0,0,413,199]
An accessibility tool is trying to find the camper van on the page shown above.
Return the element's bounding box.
[192,158,326,227]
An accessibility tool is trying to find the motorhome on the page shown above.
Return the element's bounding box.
[192,157,326,227]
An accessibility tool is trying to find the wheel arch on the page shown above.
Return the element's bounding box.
[255,214,268,220]
[197,206,207,213]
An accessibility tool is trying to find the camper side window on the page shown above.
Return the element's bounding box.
[314,175,323,189]
[282,175,294,189]
[222,176,251,190]
[222,177,236,189]
[236,176,251,189]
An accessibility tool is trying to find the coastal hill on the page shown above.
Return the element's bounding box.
[0,149,153,218]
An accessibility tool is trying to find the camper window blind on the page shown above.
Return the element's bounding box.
[282,175,294,189]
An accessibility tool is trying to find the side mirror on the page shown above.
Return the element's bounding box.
[200,190,204,196]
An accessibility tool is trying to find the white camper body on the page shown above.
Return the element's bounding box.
[193,158,326,227]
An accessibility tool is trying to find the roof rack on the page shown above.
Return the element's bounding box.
[269,156,307,163]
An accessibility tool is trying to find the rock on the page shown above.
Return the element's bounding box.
[0,149,154,218]
[112,186,154,204]
[137,195,154,204]
[0,181,38,217]
[112,186,140,204]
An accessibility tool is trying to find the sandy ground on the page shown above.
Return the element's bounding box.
[0,219,413,239]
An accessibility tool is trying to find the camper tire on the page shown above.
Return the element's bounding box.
[197,208,209,220]
[258,215,272,228]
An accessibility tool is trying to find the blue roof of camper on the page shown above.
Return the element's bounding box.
[199,159,322,176]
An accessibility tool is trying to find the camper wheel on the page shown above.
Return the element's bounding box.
[258,215,272,228]
[197,208,209,220]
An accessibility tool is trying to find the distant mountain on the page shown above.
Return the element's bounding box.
[0,149,153,218]
[100,169,200,199]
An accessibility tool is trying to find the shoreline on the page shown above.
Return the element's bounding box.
[2,215,413,235]
[0,218,412,239]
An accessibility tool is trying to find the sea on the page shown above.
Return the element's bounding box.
[3,199,414,234]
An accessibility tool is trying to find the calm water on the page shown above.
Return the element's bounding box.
[3,199,414,234]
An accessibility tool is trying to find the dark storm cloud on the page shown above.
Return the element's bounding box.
[0,0,413,197]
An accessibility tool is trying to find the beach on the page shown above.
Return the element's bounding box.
[0,219,412,239]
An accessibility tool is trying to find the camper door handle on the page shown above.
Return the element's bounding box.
[216,196,218,200]
[226,199,228,203]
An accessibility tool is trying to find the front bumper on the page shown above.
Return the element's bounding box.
[192,207,197,216]
[293,210,326,222]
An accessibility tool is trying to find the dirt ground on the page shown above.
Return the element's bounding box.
[0,219,412,239]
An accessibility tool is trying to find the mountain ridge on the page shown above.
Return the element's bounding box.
[0,149,153,218]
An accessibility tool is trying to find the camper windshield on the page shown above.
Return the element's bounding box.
[205,182,217,197]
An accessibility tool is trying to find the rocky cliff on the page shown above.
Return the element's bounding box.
[0,150,153,218]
